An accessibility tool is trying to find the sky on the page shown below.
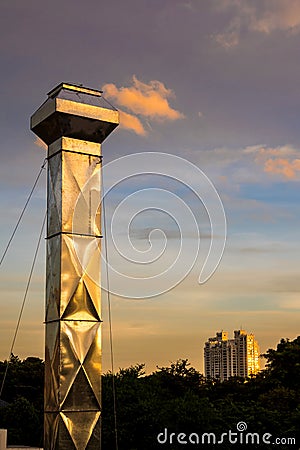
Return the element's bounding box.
[0,0,300,374]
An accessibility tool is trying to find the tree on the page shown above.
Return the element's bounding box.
[0,397,42,446]
[155,358,205,392]
[263,336,300,387]
[0,355,44,446]
[1,342,300,449]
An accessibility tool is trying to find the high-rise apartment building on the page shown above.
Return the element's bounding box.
[204,330,260,381]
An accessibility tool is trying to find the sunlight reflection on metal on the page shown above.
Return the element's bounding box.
[31,83,119,449]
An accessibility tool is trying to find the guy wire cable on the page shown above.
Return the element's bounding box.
[0,210,47,399]
[101,163,119,450]
[0,158,47,269]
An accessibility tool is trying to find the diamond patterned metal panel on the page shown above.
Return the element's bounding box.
[44,137,102,449]
[47,146,101,238]
[60,235,101,319]
[44,413,60,450]
[62,367,100,410]
[59,322,82,405]
[45,321,60,411]
[47,154,62,237]
[31,85,119,450]
[81,328,102,406]
[61,152,101,235]
[61,411,100,450]
[85,415,101,450]
[45,413,80,450]
[60,234,83,317]
[62,321,100,365]
[62,280,99,321]
[45,236,61,321]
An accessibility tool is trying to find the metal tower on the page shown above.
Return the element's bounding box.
[31,83,119,449]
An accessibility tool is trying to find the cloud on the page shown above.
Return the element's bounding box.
[244,144,297,157]
[214,30,240,49]
[264,158,300,179]
[213,0,300,48]
[103,76,183,121]
[247,145,300,179]
[184,144,300,183]
[213,12,243,49]
[119,110,146,136]
[102,76,184,135]
[251,0,300,34]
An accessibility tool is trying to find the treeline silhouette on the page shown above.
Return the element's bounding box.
[0,336,299,449]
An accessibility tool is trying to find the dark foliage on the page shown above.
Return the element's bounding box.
[1,337,300,448]
[0,355,44,446]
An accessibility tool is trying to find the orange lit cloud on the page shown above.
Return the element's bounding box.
[119,110,146,136]
[214,0,300,48]
[245,145,300,179]
[264,158,300,179]
[102,76,184,135]
[252,0,300,34]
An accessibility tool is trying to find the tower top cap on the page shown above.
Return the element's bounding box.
[48,83,103,99]
[31,82,119,146]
